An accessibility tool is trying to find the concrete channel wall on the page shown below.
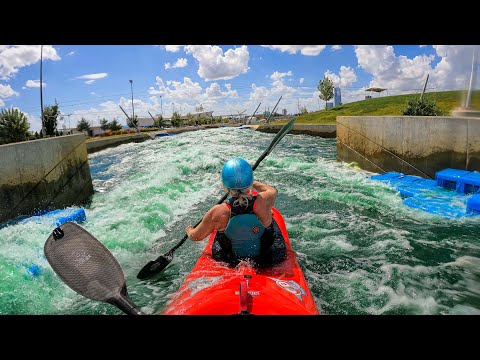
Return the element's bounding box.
[86,133,150,154]
[336,116,480,178]
[256,124,337,138]
[0,134,94,223]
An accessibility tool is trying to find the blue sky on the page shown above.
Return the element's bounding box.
[0,45,478,132]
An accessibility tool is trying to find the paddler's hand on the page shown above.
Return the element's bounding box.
[186,225,195,239]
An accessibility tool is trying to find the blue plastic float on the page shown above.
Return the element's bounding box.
[370,169,480,218]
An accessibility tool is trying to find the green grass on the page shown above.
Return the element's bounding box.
[272,90,480,125]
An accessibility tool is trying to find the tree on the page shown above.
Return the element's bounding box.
[170,112,182,127]
[127,115,139,131]
[42,102,60,135]
[300,106,308,115]
[77,118,91,133]
[108,119,122,131]
[0,108,31,144]
[402,96,443,116]
[154,115,165,128]
[318,76,334,110]
[100,118,109,130]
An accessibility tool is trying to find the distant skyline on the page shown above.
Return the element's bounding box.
[0,45,478,132]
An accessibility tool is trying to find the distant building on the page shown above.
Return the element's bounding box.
[326,102,333,109]
[282,108,287,116]
[137,117,155,128]
[334,87,342,107]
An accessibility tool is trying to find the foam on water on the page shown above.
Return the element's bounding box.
[1,127,479,314]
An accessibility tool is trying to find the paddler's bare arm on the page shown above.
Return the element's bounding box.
[252,181,277,208]
[186,204,229,241]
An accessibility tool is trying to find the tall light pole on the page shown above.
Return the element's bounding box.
[40,45,45,136]
[160,95,163,116]
[465,46,478,109]
[129,80,135,120]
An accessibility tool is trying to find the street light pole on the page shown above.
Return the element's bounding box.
[160,95,163,116]
[40,45,45,136]
[129,80,135,119]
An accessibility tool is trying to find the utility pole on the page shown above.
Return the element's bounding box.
[465,47,478,109]
[129,80,135,120]
[160,95,163,116]
[40,45,45,136]
[420,74,429,101]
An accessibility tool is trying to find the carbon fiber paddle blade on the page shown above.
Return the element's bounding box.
[44,222,125,302]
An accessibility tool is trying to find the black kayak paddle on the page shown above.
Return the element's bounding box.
[136,117,297,280]
[44,222,145,315]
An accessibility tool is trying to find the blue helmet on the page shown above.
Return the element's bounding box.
[221,158,254,190]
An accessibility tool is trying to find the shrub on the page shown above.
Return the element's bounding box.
[402,96,443,116]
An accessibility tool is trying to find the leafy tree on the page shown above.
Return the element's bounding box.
[0,108,31,144]
[402,96,443,116]
[127,115,139,130]
[170,112,182,127]
[318,76,334,110]
[300,106,308,115]
[154,115,165,128]
[42,103,60,135]
[77,118,91,132]
[34,131,39,139]
[108,119,122,131]
[100,118,109,130]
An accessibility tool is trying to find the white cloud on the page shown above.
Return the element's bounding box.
[419,45,427,48]
[0,99,4,106]
[324,66,358,87]
[331,45,342,51]
[205,83,238,99]
[0,83,19,98]
[355,45,479,92]
[91,92,96,95]
[148,76,203,101]
[67,51,75,56]
[25,79,46,88]
[75,72,108,85]
[261,45,326,56]
[76,73,108,80]
[249,70,296,101]
[164,45,184,52]
[299,78,304,84]
[185,45,250,81]
[0,45,61,80]
[165,57,188,70]
[270,70,293,81]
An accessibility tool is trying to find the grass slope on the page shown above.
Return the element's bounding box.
[274,90,480,125]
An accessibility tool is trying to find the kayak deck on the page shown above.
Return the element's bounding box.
[162,207,319,315]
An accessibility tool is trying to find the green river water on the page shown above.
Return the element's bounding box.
[1,127,479,315]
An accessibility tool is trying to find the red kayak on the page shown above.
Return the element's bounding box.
[162,207,319,315]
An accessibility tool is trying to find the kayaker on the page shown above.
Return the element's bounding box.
[185,157,287,267]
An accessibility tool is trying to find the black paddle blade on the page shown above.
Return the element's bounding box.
[44,222,144,315]
[137,253,173,280]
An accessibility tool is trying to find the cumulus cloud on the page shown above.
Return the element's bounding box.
[261,45,326,56]
[270,70,293,81]
[0,83,19,98]
[331,45,342,51]
[164,45,184,52]
[299,78,304,84]
[0,99,4,106]
[148,76,203,101]
[165,58,188,70]
[205,83,238,99]
[25,79,46,88]
[185,45,250,81]
[249,70,296,102]
[354,45,479,92]
[0,45,60,80]
[324,66,358,88]
[67,51,75,56]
